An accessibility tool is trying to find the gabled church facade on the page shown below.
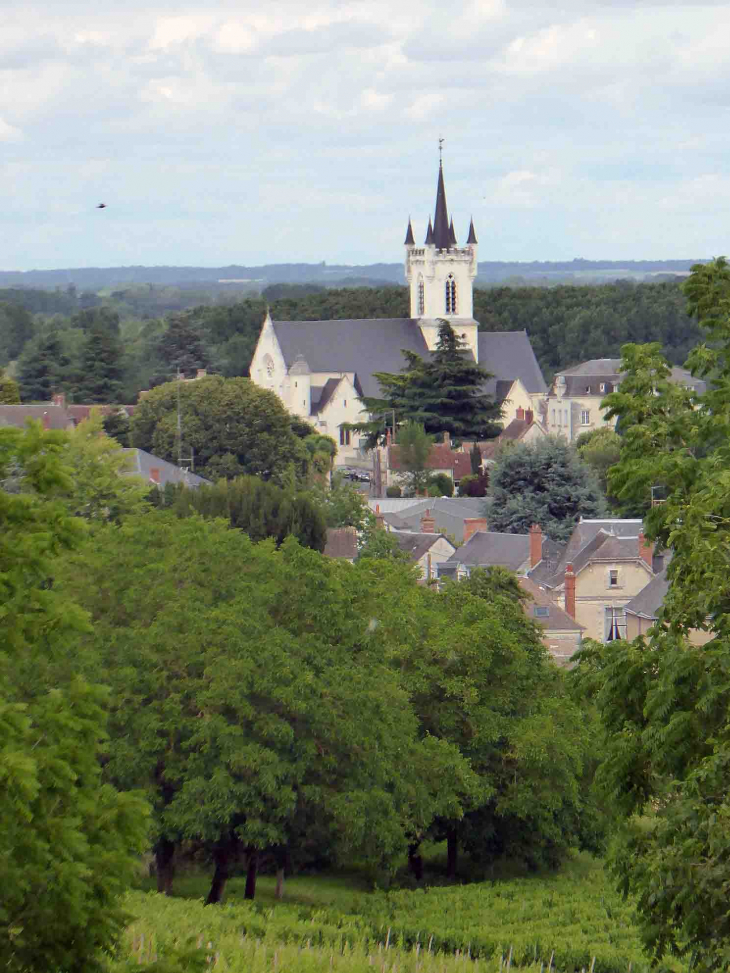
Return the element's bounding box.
[250,161,547,463]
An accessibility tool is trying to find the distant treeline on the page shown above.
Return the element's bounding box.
[0,280,701,404]
[0,257,708,289]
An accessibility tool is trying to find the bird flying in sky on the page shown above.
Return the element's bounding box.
[96,203,106,209]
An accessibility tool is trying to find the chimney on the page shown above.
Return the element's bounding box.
[42,411,51,430]
[386,428,392,446]
[525,409,534,424]
[564,563,576,619]
[375,504,385,530]
[516,406,525,420]
[52,393,65,408]
[421,509,436,533]
[463,517,487,544]
[442,431,450,446]
[149,467,161,485]
[529,523,542,567]
[638,531,653,568]
[196,368,207,379]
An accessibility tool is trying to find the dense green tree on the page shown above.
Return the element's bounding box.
[0,302,35,363]
[173,475,328,552]
[130,375,306,482]
[402,322,502,440]
[102,408,132,446]
[395,421,433,495]
[0,372,20,403]
[571,258,730,971]
[310,473,375,534]
[156,313,211,378]
[71,327,124,403]
[52,517,474,902]
[357,529,413,563]
[0,422,149,973]
[486,436,606,541]
[16,331,70,402]
[70,306,121,336]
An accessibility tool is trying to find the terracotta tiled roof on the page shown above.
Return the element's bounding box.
[388,443,471,477]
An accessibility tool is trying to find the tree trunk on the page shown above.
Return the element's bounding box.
[275,867,285,900]
[155,837,176,896]
[408,842,424,882]
[244,848,259,900]
[205,841,232,905]
[447,829,458,880]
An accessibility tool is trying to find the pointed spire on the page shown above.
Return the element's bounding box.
[432,161,451,250]
[449,216,457,246]
[404,217,415,246]
[425,216,434,245]
[466,217,478,245]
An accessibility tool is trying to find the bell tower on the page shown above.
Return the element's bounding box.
[404,155,479,360]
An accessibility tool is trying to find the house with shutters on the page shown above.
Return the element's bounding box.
[527,518,661,643]
[249,159,547,463]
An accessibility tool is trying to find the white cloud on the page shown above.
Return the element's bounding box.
[0,117,23,142]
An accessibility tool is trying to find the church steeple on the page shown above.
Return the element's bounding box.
[466,217,478,245]
[404,218,415,245]
[432,162,451,250]
[449,216,457,246]
[424,216,434,245]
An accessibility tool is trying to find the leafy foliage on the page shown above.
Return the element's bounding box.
[486,437,606,541]
[395,422,433,495]
[0,422,149,973]
[571,258,730,971]
[130,375,307,482]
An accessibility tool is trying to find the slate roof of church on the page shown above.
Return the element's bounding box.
[271,318,546,402]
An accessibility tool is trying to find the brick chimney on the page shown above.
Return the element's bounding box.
[529,523,543,567]
[421,509,436,533]
[196,368,207,379]
[516,406,525,420]
[375,504,385,530]
[42,410,51,430]
[638,531,653,568]
[442,432,450,446]
[463,517,487,544]
[564,563,576,619]
[149,467,161,485]
[525,409,534,424]
[52,393,65,408]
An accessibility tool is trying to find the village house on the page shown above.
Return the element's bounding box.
[623,565,714,647]
[519,577,584,666]
[249,159,547,464]
[544,359,706,443]
[528,518,660,642]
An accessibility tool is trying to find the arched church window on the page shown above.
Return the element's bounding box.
[263,354,275,378]
[445,274,457,314]
[418,277,425,315]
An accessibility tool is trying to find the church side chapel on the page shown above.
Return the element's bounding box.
[249,157,547,463]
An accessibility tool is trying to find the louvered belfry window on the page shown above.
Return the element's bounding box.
[418,278,425,315]
[445,274,457,313]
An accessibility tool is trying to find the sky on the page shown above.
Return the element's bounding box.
[2,0,730,270]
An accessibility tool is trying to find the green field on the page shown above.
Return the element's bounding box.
[110,853,681,973]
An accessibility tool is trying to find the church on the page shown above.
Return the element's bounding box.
[249,160,547,462]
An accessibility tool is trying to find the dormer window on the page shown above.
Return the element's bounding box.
[445,274,457,313]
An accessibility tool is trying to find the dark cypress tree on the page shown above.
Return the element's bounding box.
[17,331,70,402]
[156,313,210,378]
[403,321,502,441]
[73,327,124,403]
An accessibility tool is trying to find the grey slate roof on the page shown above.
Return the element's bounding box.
[0,404,72,430]
[446,530,531,572]
[122,449,210,488]
[311,377,340,414]
[273,319,546,405]
[394,531,452,562]
[519,577,584,632]
[624,567,670,620]
[478,331,548,395]
[385,497,486,543]
[324,527,358,560]
[556,360,706,397]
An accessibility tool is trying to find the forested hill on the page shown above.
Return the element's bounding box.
[0,257,706,289]
[1,280,701,403]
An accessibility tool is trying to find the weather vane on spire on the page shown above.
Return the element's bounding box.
[438,137,444,163]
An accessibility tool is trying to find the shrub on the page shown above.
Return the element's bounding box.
[386,485,402,498]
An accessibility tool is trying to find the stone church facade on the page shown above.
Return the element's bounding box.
[250,161,547,463]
